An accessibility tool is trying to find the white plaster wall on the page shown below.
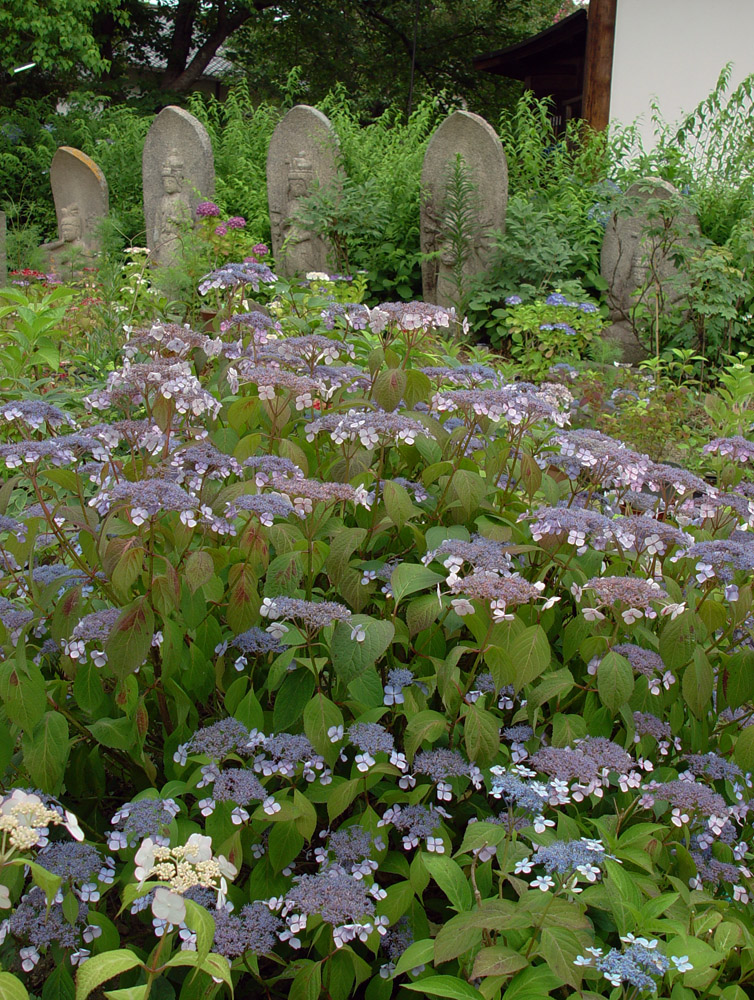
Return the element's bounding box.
[609,0,754,148]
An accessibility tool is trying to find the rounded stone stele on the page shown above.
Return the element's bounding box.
[142,106,215,266]
[600,177,699,363]
[420,110,508,308]
[49,146,109,253]
[266,104,339,278]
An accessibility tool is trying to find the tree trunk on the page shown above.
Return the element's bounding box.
[159,0,278,92]
[161,0,199,88]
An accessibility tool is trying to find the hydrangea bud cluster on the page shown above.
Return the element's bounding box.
[0,399,76,432]
[431,383,571,428]
[277,869,387,949]
[3,887,97,970]
[529,737,645,801]
[368,301,455,334]
[260,596,354,638]
[703,436,754,462]
[412,748,483,801]
[514,837,612,892]
[378,803,451,853]
[305,409,432,448]
[124,322,223,362]
[0,789,83,850]
[263,475,371,514]
[134,832,237,923]
[320,301,371,330]
[109,797,180,849]
[198,261,277,295]
[592,644,675,697]
[425,535,515,581]
[449,570,550,620]
[575,940,688,990]
[314,825,385,879]
[576,576,674,624]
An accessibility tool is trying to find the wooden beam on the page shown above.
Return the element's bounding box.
[582,0,617,131]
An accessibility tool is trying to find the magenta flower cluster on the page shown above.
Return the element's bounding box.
[194,201,247,236]
[195,201,220,218]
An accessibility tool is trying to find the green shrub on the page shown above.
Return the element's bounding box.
[499,290,604,374]
[312,87,443,299]
[188,81,281,243]
[1,94,149,243]
[0,270,751,999]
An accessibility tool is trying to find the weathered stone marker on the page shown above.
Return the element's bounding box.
[601,177,700,363]
[420,111,508,308]
[267,105,338,278]
[42,147,109,271]
[143,106,215,266]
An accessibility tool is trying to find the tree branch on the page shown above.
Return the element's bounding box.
[162,0,199,86]
[356,1,434,90]
[160,0,278,92]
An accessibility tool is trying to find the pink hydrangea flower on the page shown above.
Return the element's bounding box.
[196,201,220,218]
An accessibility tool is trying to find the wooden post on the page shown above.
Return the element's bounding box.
[582,0,617,131]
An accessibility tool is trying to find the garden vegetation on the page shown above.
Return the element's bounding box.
[1,60,754,1000]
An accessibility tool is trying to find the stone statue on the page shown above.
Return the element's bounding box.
[41,146,109,273]
[59,204,83,244]
[601,178,700,363]
[420,111,508,308]
[153,149,192,261]
[276,151,319,276]
[142,106,215,266]
[267,105,339,278]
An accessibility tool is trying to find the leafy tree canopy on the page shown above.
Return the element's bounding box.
[0,0,122,77]
[230,0,564,118]
[0,0,565,116]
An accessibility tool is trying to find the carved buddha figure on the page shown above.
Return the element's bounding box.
[154,150,192,263]
[59,204,83,245]
[278,152,318,275]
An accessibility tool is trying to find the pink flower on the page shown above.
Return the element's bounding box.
[196,201,220,218]
[227,216,246,230]
[214,223,228,237]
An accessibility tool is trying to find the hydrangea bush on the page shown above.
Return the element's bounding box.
[0,268,753,1000]
[499,292,604,375]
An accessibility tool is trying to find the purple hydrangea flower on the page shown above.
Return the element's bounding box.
[540,323,576,336]
[196,202,220,218]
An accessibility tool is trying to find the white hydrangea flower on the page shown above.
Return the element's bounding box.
[152,887,186,925]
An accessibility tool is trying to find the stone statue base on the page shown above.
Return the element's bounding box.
[40,240,96,281]
[601,320,648,365]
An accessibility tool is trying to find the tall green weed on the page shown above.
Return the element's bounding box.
[315,87,443,297]
[611,64,754,245]
[188,81,281,242]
